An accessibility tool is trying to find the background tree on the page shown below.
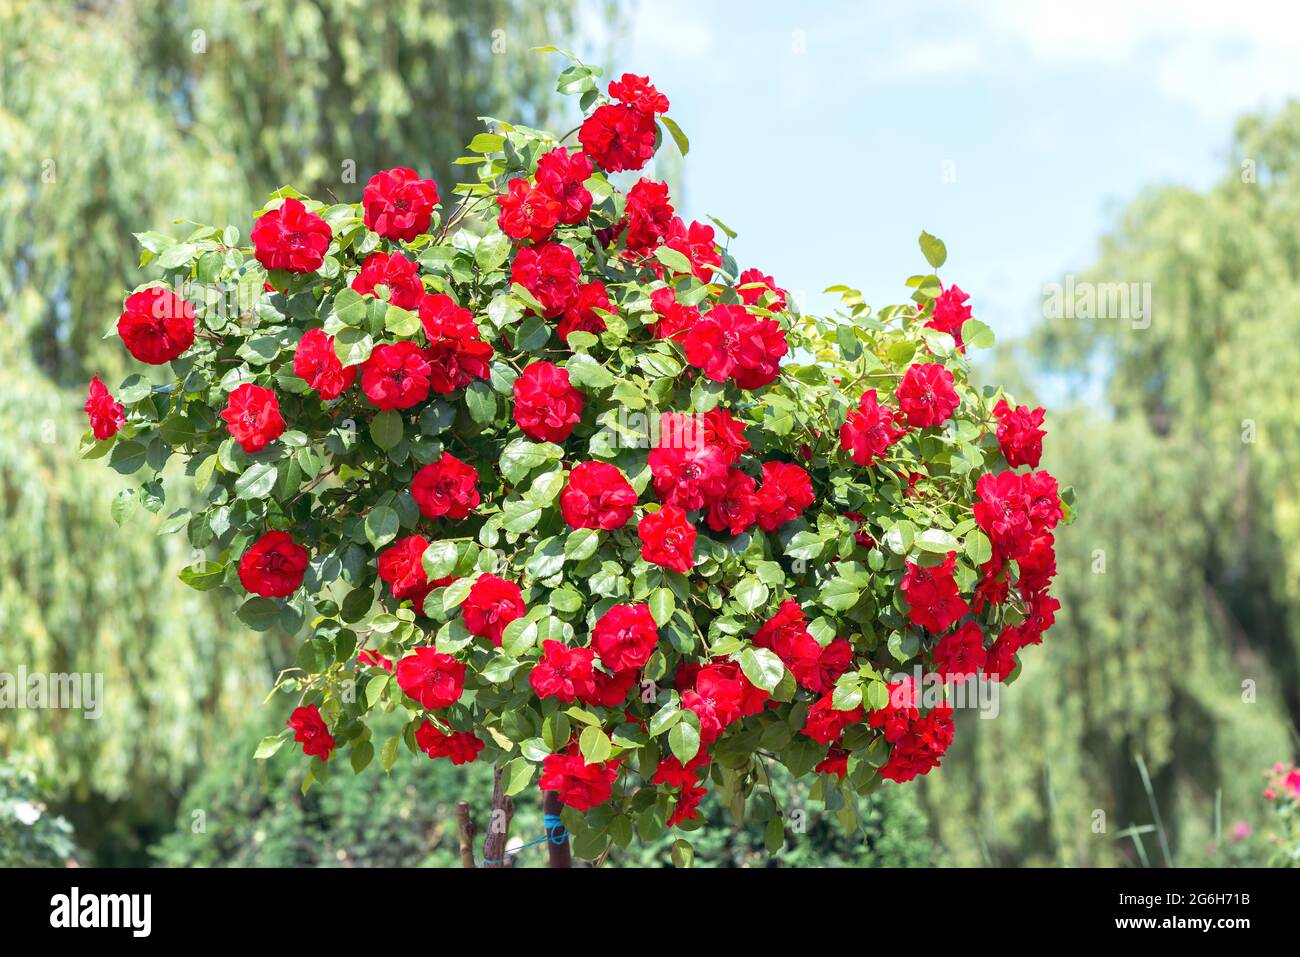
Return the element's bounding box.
[0,0,602,864]
[920,106,1300,865]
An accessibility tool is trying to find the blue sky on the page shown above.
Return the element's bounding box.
[572,0,1300,341]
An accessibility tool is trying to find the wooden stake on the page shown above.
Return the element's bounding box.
[543,790,572,868]
[481,767,515,868]
[455,799,476,868]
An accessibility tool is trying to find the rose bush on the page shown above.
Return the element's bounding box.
[85,54,1072,863]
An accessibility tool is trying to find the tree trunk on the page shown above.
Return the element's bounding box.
[454,799,476,868]
[481,767,515,868]
[543,790,572,868]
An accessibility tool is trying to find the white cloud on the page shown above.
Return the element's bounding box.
[977,0,1300,120]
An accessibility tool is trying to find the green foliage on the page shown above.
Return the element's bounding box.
[0,762,78,867]
[925,103,1300,865]
[153,709,938,867]
[0,0,593,865]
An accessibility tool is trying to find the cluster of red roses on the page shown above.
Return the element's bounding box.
[93,67,1065,833]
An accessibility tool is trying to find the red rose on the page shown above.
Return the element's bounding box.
[238,530,308,598]
[509,241,581,317]
[1024,470,1063,530]
[558,280,611,343]
[840,389,906,466]
[895,362,960,428]
[293,328,357,400]
[801,693,864,744]
[1021,590,1061,643]
[683,666,746,743]
[378,534,437,614]
[984,633,1020,682]
[899,552,970,632]
[927,284,972,350]
[497,176,561,243]
[539,748,619,811]
[608,73,669,114]
[529,639,597,703]
[351,250,424,310]
[578,668,639,708]
[360,341,431,410]
[649,412,728,510]
[624,179,675,255]
[560,461,637,530]
[638,504,696,574]
[868,676,921,743]
[705,467,759,535]
[357,649,393,671]
[116,287,195,365]
[668,783,707,827]
[973,471,1035,559]
[755,461,814,531]
[251,197,332,273]
[84,375,125,440]
[362,167,440,242]
[287,705,334,761]
[684,304,787,390]
[220,383,285,453]
[931,620,987,680]
[592,603,659,673]
[753,600,823,691]
[816,746,849,779]
[414,721,484,765]
[462,574,526,646]
[395,647,465,710]
[993,398,1046,468]
[879,706,954,783]
[535,147,594,225]
[737,268,788,312]
[649,287,699,341]
[411,452,480,520]
[702,407,749,464]
[578,103,657,173]
[1017,531,1057,595]
[512,361,584,442]
[661,218,720,282]
[653,751,710,788]
[419,293,493,393]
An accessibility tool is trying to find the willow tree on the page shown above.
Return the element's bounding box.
[921,106,1300,865]
[0,0,596,862]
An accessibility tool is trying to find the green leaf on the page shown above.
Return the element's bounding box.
[235,461,278,500]
[739,647,785,692]
[503,498,546,534]
[960,318,995,350]
[565,353,614,390]
[579,725,613,764]
[365,673,390,708]
[668,720,701,764]
[237,597,282,632]
[564,527,600,561]
[365,506,399,548]
[649,587,675,627]
[465,380,496,424]
[670,838,694,868]
[350,740,374,775]
[179,561,226,591]
[369,410,403,450]
[332,288,369,327]
[918,230,947,270]
[964,529,993,565]
[500,439,563,484]
[503,757,536,796]
[733,576,769,613]
[109,440,148,475]
[653,245,693,276]
[422,540,459,580]
[111,487,137,526]
[660,116,689,156]
[475,231,512,271]
[254,734,287,760]
[819,579,861,612]
[468,132,506,153]
[914,528,959,553]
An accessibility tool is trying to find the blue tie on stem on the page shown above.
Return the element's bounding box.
[481,814,568,865]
